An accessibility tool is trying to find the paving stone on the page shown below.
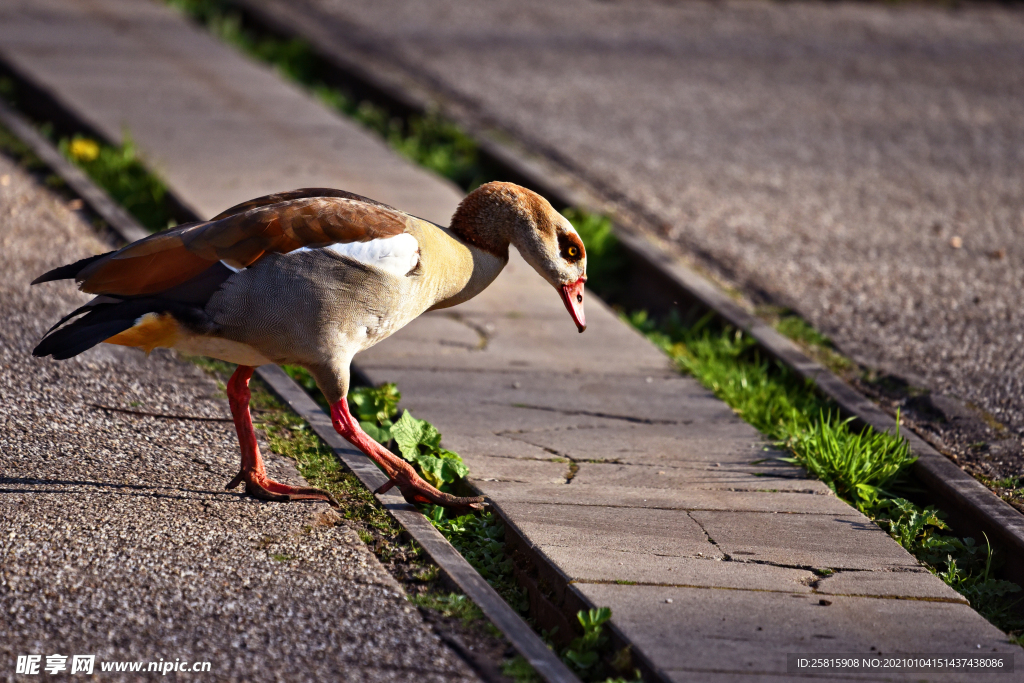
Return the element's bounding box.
[482,483,852,516]
[465,454,570,486]
[556,550,816,592]
[575,584,1019,681]
[498,502,720,560]
[491,422,776,468]
[815,568,966,602]
[691,510,921,571]
[358,364,728,424]
[570,461,832,494]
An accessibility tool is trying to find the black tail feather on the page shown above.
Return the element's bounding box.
[34,318,137,360]
[33,299,207,360]
[42,297,121,336]
[32,251,113,285]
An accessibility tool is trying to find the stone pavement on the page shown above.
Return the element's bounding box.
[0,153,478,682]
[264,0,1024,479]
[0,1,1019,681]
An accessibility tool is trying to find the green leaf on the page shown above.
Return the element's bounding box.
[350,383,401,424]
[416,454,447,488]
[420,421,443,451]
[563,649,599,670]
[391,410,428,461]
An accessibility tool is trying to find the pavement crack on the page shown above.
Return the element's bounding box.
[499,432,579,483]
[687,511,730,560]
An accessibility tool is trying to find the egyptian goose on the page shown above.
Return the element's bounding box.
[32,182,588,511]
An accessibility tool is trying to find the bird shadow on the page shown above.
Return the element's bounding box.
[0,476,234,502]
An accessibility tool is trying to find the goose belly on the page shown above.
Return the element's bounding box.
[172,335,274,366]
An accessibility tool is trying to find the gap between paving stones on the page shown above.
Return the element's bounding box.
[216,0,1024,589]
[0,96,580,683]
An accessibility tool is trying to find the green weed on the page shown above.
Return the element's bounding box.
[772,312,855,375]
[562,607,611,674]
[774,314,833,349]
[348,383,470,491]
[426,507,529,614]
[58,134,174,231]
[558,608,641,682]
[782,412,915,513]
[408,592,483,626]
[391,410,469,489]
[501,656,540,683]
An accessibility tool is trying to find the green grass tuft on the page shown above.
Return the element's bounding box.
[425,507,529,614]
[408,592,483,626]
[501,656,541,683]
[783,412,915,513]
[58,134,174,231]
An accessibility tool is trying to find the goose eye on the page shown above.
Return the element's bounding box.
[557,233,583,261]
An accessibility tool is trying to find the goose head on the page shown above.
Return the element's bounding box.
[451,182,588,332]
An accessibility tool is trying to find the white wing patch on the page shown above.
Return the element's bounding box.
[293,233,420,277]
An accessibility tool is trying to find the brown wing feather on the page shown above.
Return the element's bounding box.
[76,194,413,296]
[210,188,399,221]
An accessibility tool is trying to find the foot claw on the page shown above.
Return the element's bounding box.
[226,471,339,508]
[392,476,486,513]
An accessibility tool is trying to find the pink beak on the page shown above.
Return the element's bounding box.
[559,276,587,333]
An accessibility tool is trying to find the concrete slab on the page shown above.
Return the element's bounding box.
[466,455,570,486]
[483,483,853,516]
[570,462,832,495]
[815,568,966,602]
[356,365,736,425]
[560,552,816,593]
[691,511,921,571]
[576,584,1019,681]
[500,502,721,560]
[493,422,775,468]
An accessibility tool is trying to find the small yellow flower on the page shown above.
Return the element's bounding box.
[69,137,100,162]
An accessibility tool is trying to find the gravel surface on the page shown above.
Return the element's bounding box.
[0,155,478,682]
[292,0,1024,481]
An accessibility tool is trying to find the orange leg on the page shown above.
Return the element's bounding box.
[330,399,484,512]
[224,366,338,507]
